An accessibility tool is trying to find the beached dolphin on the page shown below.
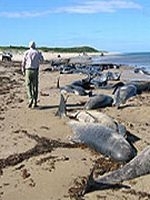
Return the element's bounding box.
[84,94,113,109]
[69,121,136,162]
[112,83,137,109]
[83,145,150,194]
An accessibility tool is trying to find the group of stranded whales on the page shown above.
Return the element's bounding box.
[53,57,150,194]
[49,54,122,73]
[51,55,150,109]
[56,65,150,109]
[56,93,136,163]
[55,93,150,193]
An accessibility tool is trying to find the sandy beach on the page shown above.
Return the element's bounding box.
[0,52,150,200]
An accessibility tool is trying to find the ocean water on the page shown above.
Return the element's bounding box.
[93,52,150,70]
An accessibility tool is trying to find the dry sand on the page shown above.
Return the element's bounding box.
[0,53,150,200]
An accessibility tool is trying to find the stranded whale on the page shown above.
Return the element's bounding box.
[83,145,150,194]
[69,121,136,162]
[71,110,127,137]
[112,83,137,108]
[84,146,150,194]
[84,94,113,110]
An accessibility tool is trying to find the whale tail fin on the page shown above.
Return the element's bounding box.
[82,168,96,195]
[88,90,93,97]
[112,81,124,94]
[82,169,129,195]
[56,76,60,88]
[82,168,111,195]
[55,93,68,117]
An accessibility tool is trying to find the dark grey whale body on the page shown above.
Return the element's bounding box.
[129,80,150,93]
[69,121,136,162]
[134,67,150,76]
[112,84,137,108]
[60,84,91,96]
[74,110,127,137]
[113,81,150,94]
[84,94,113,109]
[84,146,150,194]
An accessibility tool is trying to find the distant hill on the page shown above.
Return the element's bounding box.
[39,46,100,53]
[0,45,106,53]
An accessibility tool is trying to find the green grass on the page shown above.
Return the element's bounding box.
[0,45,107,53]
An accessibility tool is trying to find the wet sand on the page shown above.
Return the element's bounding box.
[0,55,150,200]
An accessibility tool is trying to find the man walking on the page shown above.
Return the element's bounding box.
[21,41,44,108]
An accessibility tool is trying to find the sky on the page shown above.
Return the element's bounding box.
[0,0,150,52]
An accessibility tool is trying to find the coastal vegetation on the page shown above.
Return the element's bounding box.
[0,45,106,53]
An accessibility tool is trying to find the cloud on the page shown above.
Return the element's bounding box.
[0,0,142,18]
[57,0,142,14]
[0,10,52,18]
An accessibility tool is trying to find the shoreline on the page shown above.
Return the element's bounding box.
[7,51,120,62]
[10,52,150,82]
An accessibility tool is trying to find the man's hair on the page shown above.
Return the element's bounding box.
[29,41,36,49]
